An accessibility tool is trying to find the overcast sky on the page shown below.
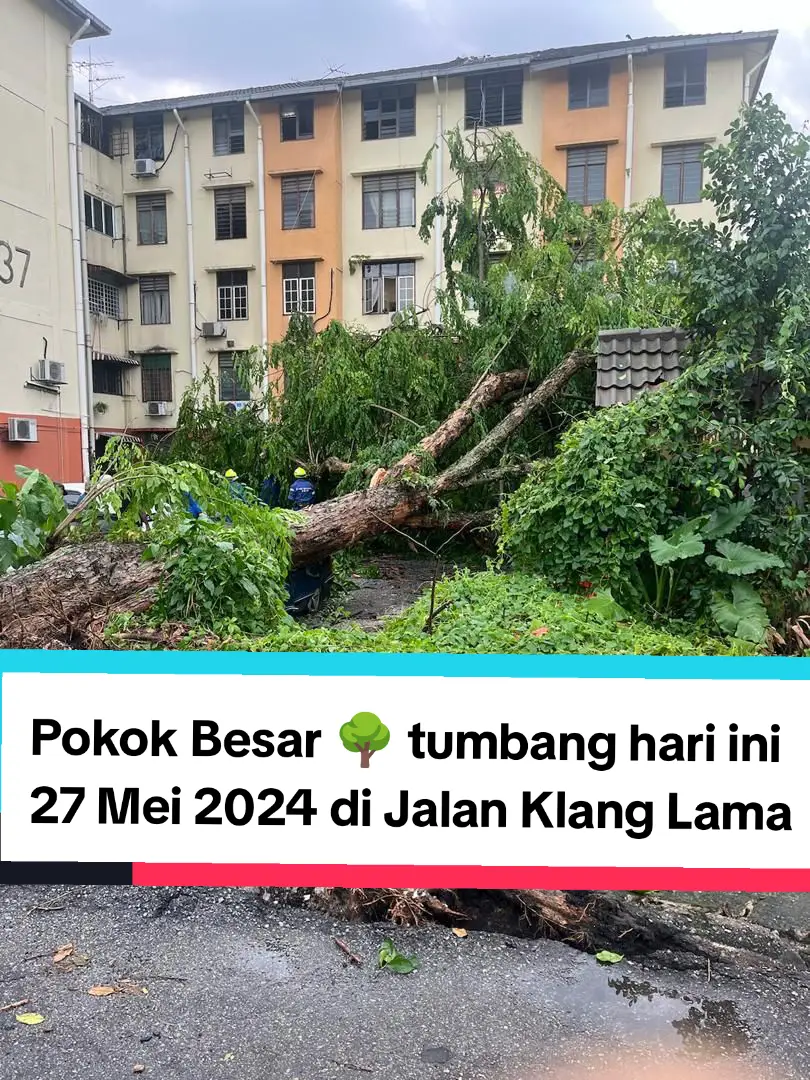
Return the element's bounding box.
[79,0,808,128]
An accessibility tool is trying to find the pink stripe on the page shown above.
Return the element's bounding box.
[132,863,810,890]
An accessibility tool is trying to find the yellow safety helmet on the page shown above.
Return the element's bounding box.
[224,469,238,480]
[294,467,307,479]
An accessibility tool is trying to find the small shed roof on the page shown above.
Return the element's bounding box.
[596,328,689,407]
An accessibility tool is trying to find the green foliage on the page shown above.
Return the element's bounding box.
[0,467,66,571]
[216,571,732,656]
[167,368,271,489]
[420,126,546,292]
[711,582,770,644]
[378,939,419,974]
[80,439,295,634]
[501,96,810,644]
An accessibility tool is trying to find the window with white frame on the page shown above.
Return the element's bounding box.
[84,192,116,237]
[87,276,121,319]
[362,173,416,229]
[217,269,249,321]
[362,261,415,316]
[664,49,707,108]
[282,261,316,316]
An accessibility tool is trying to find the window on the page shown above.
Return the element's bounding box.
[362,261,415,315]
[568,62,610,109]
[133,112,165,160]
[214,187,247,240]
[213,103,245,155]
[92,359,124,396]
[281,174,315,229]
[141,353,172,402]
[280,99,314,141]
[217,270,248,321]
[664,49,707,108]
[218,354,251,402]
[136,194,167,245]
[566,145,607,206]
[80,104,115,157]
[362,173,416,229]
[465,70,523,128]
[84,192,116,237]
[282,261,316,316]
[362,84,416,140]
[87,277,121,319]
[661,143,704,205]
[139,275,171,325]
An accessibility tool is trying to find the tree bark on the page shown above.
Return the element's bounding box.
[389,368,530,478]
[434,352,591,493]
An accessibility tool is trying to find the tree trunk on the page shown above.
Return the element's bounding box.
[359,745,372,769]
[0,541,159,648]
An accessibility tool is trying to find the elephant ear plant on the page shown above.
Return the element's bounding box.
[641,500,783,644]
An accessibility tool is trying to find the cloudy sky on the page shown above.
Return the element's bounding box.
[79,0,808,128]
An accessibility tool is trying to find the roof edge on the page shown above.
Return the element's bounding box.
[100,29,779,117]
[54,0,111,37]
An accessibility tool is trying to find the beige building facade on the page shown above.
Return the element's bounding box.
[1,0,108,482]
[0,8,777,483]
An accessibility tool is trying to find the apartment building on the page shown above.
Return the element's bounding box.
[0,0,109,483]
[0,5,776,482]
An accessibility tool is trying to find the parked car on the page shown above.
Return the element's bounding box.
[285,558,334,616]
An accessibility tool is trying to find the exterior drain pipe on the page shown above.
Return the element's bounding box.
[245,100,270,411]
[432,76,443,324]
[624,53,635,210]
[173,108,198,381]
[743,53,770,105]
[67,18,92,481]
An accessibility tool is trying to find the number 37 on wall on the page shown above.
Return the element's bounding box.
[0,240,31,288]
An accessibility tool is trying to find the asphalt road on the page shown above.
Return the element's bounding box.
[1,886,808,1080]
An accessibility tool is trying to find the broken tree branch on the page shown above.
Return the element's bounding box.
[433,352,591,493]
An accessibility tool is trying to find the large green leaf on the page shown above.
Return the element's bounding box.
[705,539,784,576]
[584,589,629,622]
[703,500,755,540]
[710,582,769,643]
[648,531,705,566]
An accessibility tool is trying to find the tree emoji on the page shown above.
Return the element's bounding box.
[340,711,390,769]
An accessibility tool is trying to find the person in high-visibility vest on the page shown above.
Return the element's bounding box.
[224,468,249,503]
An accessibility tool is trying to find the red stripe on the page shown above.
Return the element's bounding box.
[132,863,810,890]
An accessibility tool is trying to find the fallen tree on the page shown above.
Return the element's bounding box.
[0,351,590,647]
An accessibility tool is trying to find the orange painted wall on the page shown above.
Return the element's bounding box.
[0,415,83,486]
[260,94,343,346]
[541,64,628,207]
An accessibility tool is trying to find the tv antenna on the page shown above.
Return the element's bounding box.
[73,46,123,104]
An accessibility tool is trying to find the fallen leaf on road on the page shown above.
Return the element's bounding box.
[531,626,550,637]
[16,1013,45,1025]
[52,944,74,965]
[595,950,624,965]
[451,928,468,938]
[133,1065,146,1074]
[0,999,30,1013]
[88,986,117,997]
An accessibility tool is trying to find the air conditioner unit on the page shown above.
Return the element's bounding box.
[7,417,38,443]
[146,401,172,417]
[202,321,227,338]
[134,158,158,177]
[33,359,68,385]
